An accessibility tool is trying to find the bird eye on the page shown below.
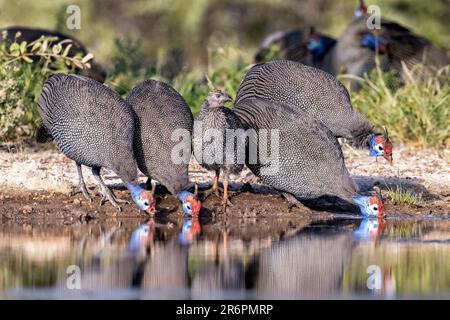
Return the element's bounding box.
[186,203,191,210]
[143,200,149,206]
[373,206,378,211]
[375,143,384,154]
[215,93,220,99]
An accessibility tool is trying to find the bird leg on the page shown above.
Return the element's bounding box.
[202,170,221,200]
[282,192,308,211]
[222,173,234,212]
[91,167,127,211]
[69,163,92,202]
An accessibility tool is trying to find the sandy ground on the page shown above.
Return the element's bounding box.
[0,143,449,219]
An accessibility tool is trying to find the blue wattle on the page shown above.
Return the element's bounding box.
[307,38,326,61]
[354,9,363,18]
[178,191,192,202]
[361,34,388,52]
[126,183,144,204]
[353,195,371,217]
[369,136,378,157]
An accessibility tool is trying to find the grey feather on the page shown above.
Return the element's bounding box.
[233,98,358,203]
[126,80,193,195]
[193,99,246,176]
[235,60,377,149]
[37,74,138,183]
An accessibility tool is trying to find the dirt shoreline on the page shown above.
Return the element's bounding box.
[1,144,449,219]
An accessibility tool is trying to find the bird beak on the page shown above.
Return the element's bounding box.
[383,153,393,165]
[223,95,233,103]
[146,205,156,215]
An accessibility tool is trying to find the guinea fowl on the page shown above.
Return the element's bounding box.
[193,90,246,212]
[126,80,201,217]
[332,1,450,87]
[255,29,307,63]
[235,60,393,163]
[254,27,336,74]
[36,74,155,213]
[304,27,337,74]
[233,98,385,218]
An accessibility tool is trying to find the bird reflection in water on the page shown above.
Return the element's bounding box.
[178,218,201,246]
[353,218,386,242]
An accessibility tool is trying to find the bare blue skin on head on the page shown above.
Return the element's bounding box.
[126,183,148,210]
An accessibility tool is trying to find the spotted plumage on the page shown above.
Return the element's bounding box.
[233,98,358,202]
[193,90,246,210]
[234,98,385,216]
[127,80,193,194]
[37,74,155,213]
[235,60,393,162]
[126,80,201,216]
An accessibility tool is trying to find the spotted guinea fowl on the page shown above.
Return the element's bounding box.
[235,60,393,163]
[233,98,385,218]
[37,74,155,213]
[126,80,201,217]
[332,0,450,86]
[193,90,246,212]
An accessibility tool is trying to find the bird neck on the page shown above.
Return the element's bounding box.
[126,183,144,203]
[202,101,222,111]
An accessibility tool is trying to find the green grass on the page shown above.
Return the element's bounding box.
[348,62,450,149]
[1,33,449,148]
[385,184,422,206]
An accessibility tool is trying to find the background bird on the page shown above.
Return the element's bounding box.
[126,80,201,217]
[254,27,336,74]
[235,60,393,163]
[233,97,385,218]
[193,89,246,212]
[332,0,450,87]
[37,74,155,213]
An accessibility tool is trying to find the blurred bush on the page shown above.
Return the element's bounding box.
[0,31,93,141]
[348,62,450,149]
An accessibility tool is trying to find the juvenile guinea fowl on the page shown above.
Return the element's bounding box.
[235,60,393,163]
[126,80,201,217]
[37,74,155,213]
[233,98,385,218]
[193,90,246,212]
[332,0,450,86]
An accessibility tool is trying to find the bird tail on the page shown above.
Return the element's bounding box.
[36,123,53,143]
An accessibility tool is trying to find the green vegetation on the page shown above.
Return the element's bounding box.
[0,32,93,142]
[349,63,450,149]
[0,0,449,146]
[385,184,422,206]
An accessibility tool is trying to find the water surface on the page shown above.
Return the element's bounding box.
[0,216,449,299]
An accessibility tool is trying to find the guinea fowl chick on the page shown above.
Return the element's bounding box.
[193,90,246,212]
[36,74,155,214]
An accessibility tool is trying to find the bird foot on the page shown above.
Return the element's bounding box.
[221,199,234,213]
[202,188,221,201]
[99,188,123,212]
[282,193,308,212]
[69,183,92,202]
